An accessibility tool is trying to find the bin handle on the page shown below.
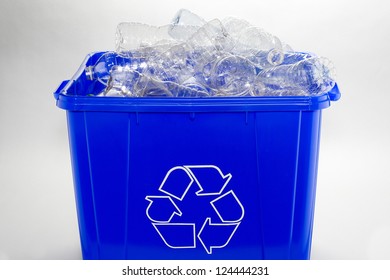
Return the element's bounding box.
[328,83,341,101]
[53,80,70,100]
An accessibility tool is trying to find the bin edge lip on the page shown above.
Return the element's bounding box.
[55,92,333,112]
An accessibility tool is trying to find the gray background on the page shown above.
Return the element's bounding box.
[0,0,389,259]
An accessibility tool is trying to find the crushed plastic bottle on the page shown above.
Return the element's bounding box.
[115,23,174,53]
[210,54,256,96]
[257,57,336,95]
[84,9,336,98]
[169,9,207,41]
[85,52,131,85]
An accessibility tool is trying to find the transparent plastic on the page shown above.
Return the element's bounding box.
[169,9,207,41]
[115,23,173,53]
[84,10,337,98]
[256,57,336,95]
[85,52,131,85]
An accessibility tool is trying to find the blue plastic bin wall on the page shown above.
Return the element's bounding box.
[54,52,340,260]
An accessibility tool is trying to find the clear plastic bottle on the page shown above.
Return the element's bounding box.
[177,77,210,97]
[169,9,207,41]
[85,52,131,85]
[225,21,285,68]
[115,22,174,53]
[103,66,173,97]
[256,57,336,95]
[280,52,313,65]
[209,54,256,96]
[186,19,233,53]
[91,10,336,98]
[103,65,138,97]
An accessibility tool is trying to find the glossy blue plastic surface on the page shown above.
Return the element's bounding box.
[54,52,340,260]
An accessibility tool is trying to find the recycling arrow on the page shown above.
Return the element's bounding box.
[153,223,196,248]
[146,164,245,254]
[184,165,232,195]
[211,190,245,223]
[197,218,240,254]
[159,166,194,200]
[145,196,182,223]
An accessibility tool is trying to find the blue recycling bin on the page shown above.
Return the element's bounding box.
[54,52,340,260]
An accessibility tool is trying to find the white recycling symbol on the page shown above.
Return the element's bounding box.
[145,165,245,254]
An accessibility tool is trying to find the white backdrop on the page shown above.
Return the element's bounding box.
[0,0,389,259]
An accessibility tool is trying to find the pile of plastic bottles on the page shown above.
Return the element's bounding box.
[85,9,336,98]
